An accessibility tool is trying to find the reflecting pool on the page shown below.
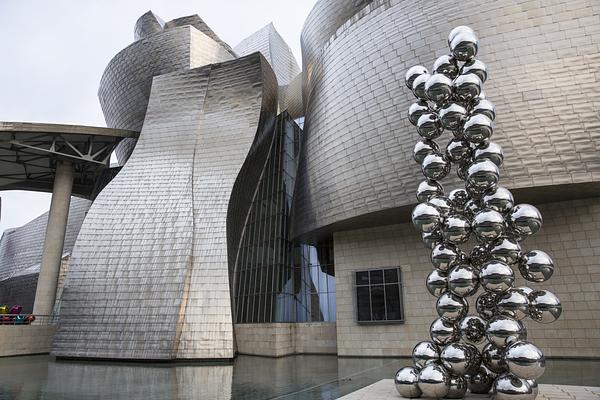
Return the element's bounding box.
[0,355,598,400]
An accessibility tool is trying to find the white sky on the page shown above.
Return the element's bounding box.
[0,0,317,235]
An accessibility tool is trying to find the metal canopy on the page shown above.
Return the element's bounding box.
[0,121,139,199]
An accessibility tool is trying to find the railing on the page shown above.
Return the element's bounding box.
[0,314,57,325]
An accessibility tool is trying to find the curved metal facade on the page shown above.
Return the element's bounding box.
[53,53,277,360]
[293,0,600,239]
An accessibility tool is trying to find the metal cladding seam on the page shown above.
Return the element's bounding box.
[292,0,600,240]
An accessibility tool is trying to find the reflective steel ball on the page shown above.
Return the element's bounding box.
[408,100,431,126]
[480,260,515,294]
[413,340,440,368]
[448,188,469,209]
[453,74,482,102]
[519,250,554,282]
[486,315,527,348]
[474,142,504,167]
[446,138,472,163]
[431,242,464,272]
[416,179,444,202]
[412,202,442,233]
[436,292,468,322]
[482,186,514,214]
[497,289,530,320]
[476,291,498,320]
[464,114,494,144]
[489,237,522,265]
[426,269,448,298]
[422,230,443,249]
[450,30,479,61]
[460,58,487,83]
[428,195,453,218]
[529,290,562,324]
[405,65,429,89]
[395,366,422,398]
[516,286,534,297]
[483,342,508,374]
[442,214,472,244]
[448,264,479,297]
[413,140,440,165]
[509,204,543,238]
[412,73,431,100]
[433,54,459,78]
[493,373,536,400]
[471,98,496,121]
[441,342,481,375]
[463,198,483,219]
[459,315,487,344]
[416,113,444,139]
[470,243,491,269]
[425,73,453,103]
[418,363,450,398]
[422,153,451,180]
[505,341,546,380]
[446,376,468,399]
[430,317,459,346]
[457,160,472,181]
[472,209,506,243]
[438,102,467,131]
[467,159,500,193]
[448,26,475,47]
[468,365,496,394]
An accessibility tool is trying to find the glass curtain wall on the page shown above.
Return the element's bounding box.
[233,113,335,323]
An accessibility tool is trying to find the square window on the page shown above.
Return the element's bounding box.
[355,267,403,324]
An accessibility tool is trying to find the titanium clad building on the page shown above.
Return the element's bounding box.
[1,0,599,361]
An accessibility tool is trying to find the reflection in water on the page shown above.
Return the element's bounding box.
[0,354,598,400]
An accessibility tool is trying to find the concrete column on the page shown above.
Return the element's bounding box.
[33,160,74,317]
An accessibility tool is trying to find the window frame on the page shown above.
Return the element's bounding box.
[354,267,405,325]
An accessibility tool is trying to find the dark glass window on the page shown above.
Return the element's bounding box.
[355,267,404,324]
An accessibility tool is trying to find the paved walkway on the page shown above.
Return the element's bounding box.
[338,379,600,399]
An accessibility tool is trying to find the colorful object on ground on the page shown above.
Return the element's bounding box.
[0,306,9,314]
[395,26,561,400]
[9,305,22,315]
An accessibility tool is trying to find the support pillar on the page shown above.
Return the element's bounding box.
[33,160,74,317]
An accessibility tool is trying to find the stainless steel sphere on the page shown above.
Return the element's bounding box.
[418,364,450,398]
[448,264,479,297]
[448,26,475,47]
[472,209,506,243]
[433,54,459,79]
[528,379,539,397]
[412,73,431,100]
[497,289,530,320]
[453,74,482,102]
[483,342,508,374]
[480,260,515,294]
[467,160,500,193]
[395,366,422,398]
[459,315,487,344]
[408,100,430,126]
[430,317,459,346]
[422,153,451,180]
[457,160,472,181]
[413,140,440,165]
[486,315,527,348]
[465,179,490,200]
[412,202,442,233]
[474,142,504,167]
[464,114,494,144]
[428,195,453,218]
[436,292,468,322]
[529,290,562,324]
[516,286,534,297]
[426,269,448,298]
[440,342,481,375]
[493,373,536,400]
[442,214,472,244]
[416,179,444,203]
[509,204,543,238]
[468,365,496,394]
[413,340,440,368]
[422,230,443,249]
[476,291,498,320]
[446,376,468,399]
[431,242,464,272]
[425,74,453,104]
[416,113,444,139]
[446,138,472,163]
[471,98,496,121]
[463,198,483,219]
[405,65,429,89]
[505,341,546,380]
[450,30,479,61]
[460,59,487,83]
[482,186,514,214]
[489,237,522,265]
[470,243,491,269]
[448,188,469,209]
[438,102,467,131]
[519,250,555,282]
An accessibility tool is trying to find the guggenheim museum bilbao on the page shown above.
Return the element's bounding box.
[0,0,599,361]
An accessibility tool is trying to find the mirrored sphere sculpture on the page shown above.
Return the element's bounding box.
[474,142,504,167]
[505,341,546,380]
[489,237,522,265]
[395,367,423,398]
[439,102,467,130]
[437,292,469,322]
[416,179,444,202]
[417,113,444,139]
[468,365,496,394]
[433,54,459,78]
[405,65,429,89]
[486,316,527,348]
[412,202,442,232]
[408,100,430,126]
[418,364,450,398]
[482,186,514,214]
[529,290,562,324]
[425,73,453,103]
[422,230,443,249]
[429,196,453,218]
[476,291,498,320]
[472,209,506,242]
[422,153,451,180]
[497,289,530,320]
[460,58,487,82]
[413,340,440,368]
[464,114,494,144]
[448,265,480,297]
[431,243,463,272]
[412,73,431,100]
[430,317,459,346]
[480,260,515,294]
[509,204,543,238]
[442,214,472,244]
[459,315,487,344]
[426,269,448,297]
[413,139,440,164]
[483,342,508,374]
[493,373,536,400]
[446,376,468,399]
[519,250,554,282]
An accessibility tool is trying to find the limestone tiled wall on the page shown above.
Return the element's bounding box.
[333,197,600,358]
[0,325,57,357]
[234,322,337,357]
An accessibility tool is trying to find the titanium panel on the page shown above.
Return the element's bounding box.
[134,11,164,41]
[293,0,600,239]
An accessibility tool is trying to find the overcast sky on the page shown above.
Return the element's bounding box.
[0,0,316,235]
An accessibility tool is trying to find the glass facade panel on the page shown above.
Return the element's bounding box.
[233,113,335,323]
[355,267,404,324]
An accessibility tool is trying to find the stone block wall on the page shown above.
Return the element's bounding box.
[0,325,57,357]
